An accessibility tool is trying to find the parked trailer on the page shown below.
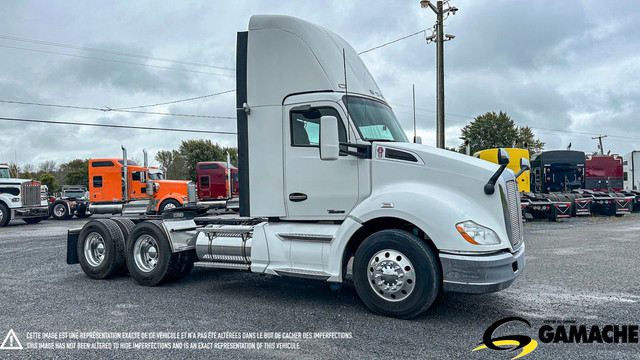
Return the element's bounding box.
[622,151,640,210]
[583,154,633,215]
[475,148,571,221]
[67,15,525,319]
[0,163,50,226]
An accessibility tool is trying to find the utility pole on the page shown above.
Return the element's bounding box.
[421,1,457,149]
[592,135,607,155]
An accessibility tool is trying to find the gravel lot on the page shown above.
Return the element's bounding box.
[1,213,639,359]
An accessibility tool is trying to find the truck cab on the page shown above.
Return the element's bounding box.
[585,154,624,191]
[196,162,238,200]
[68,15,525,319]
[88,156,192,213]
[0,163,50,226]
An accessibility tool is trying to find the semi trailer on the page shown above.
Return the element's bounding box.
[0,163,50,226]
[622,151,640,210]
[475,148,571,221]
[67,15,525,319]
[583,154,633,215]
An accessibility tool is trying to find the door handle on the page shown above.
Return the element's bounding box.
[289,193,308,202]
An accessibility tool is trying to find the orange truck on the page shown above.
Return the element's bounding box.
[87,146,195,215]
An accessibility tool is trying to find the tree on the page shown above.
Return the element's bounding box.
[8,163,19,177]
[60,159,89,187]
[155,150,174,175]
[40,173,57,193]
[38,160,57,174]
[22,163,35,174]
[20,171,34,180]
[178,140,231,182]
[458,111,545,154]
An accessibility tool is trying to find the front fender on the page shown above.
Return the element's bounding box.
[155,193,186,211]
[350,183,511,253]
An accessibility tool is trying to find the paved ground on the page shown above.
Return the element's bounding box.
[1,213,639,359]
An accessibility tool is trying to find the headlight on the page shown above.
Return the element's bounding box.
[455,220,500,245]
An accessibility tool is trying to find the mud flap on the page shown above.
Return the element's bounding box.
[67,228,81,264]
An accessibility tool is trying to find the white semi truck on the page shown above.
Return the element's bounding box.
[0,163,50,226]
[67,15,525,318]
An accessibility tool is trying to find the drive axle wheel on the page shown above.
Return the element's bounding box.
[51,201,72,220]
[353,229,441,319]
[77,219,126,279]
[126,220,181,286]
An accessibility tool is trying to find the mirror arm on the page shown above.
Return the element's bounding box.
[339,142,372,159]
[484,164,507,195]
[514,165,530,179]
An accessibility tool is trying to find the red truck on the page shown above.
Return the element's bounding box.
[196,161,239,201]
[582,154,633,215]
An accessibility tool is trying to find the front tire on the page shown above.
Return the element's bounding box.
[23,217,45,224]
[126,220,181,286]
[353,229,441,319]
[159,199,181,214]
[0,203,11,227]
[77,219,126,279]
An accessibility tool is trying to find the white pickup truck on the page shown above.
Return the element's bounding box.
[67,15,525,319]
[0,163,50,226]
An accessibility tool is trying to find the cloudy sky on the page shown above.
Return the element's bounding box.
[1,0,639,169]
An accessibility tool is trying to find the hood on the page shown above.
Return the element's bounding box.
[373,142,500,181]
[0,178,31,185]
[154,180,190,185]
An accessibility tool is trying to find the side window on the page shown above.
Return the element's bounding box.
[624,172,628,181]
[200,176,210,186]
[93,176,103,188]
[132,172,141,182]
[290,107,346,147]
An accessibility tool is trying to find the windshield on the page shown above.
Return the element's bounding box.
[148,171,164,180]
[344,96,408,142]
[0,168,9,178]
[64,191,86,198]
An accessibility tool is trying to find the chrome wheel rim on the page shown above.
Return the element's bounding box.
[367,249,416,302]
[0,209,4,222]
[163,202,176,211]
[133,235,159,273]
[84,232,106,267]
[54,204,66,217]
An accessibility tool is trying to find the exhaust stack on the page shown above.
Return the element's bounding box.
[121,145,128,201]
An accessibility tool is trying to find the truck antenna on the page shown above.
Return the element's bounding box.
[343,49,351,143]
[413,84,417,143]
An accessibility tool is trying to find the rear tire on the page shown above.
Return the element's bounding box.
[77,219,126,279]
[110,218,136,275]
[353,229,441,319]
[51,201,72,220]
[126,220,181,286]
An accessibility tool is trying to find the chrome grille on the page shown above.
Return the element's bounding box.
[21,181,42,207]
[505,180,523,248]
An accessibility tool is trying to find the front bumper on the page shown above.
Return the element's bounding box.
[440,243,525,294]
[12,206,49,218]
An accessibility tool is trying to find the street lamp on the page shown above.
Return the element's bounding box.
[420,1,457,149]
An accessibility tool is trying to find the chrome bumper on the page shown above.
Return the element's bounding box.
[440,243,525,294]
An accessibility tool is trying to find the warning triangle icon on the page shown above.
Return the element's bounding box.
[0,329,23,350]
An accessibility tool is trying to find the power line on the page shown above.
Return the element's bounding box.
[0,44,235,77]
[0,99,235,119]
[0,34,235,71]
[114,89,235,110]
[0,117,236,135]
[358,29,427,55]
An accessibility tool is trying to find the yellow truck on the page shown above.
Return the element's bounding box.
[474,148,572,220]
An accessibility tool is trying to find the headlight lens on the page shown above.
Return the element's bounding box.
[455,220,500,245]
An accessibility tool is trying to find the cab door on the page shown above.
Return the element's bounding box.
[283,102,359,220]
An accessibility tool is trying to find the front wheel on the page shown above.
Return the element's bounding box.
[23,217,46,224]
[159,199,181,214]
[353,229,441,319]
[0,203,10,227]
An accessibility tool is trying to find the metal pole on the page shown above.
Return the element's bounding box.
[436,0,445,149]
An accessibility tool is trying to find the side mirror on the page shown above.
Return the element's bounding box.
[514,158,530,178]
[414,136,422,144]
[319,116,339,161]
[497,148,510,165]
